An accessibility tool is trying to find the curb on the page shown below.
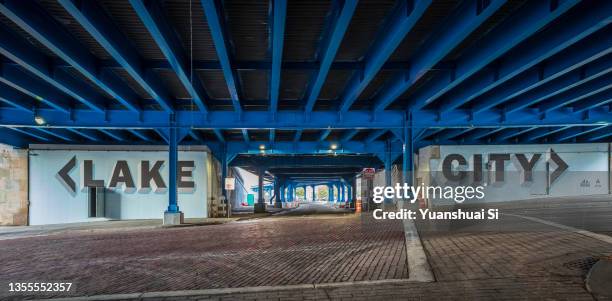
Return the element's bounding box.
[35,279,417,301]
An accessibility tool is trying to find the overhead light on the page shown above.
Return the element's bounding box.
[34,116,46,125]
[330,143,338,150]
[259,144,266,150]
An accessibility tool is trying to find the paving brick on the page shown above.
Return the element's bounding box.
[0,214,406,300]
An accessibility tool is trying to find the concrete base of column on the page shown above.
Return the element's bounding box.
[163,211,184,225]
[254,203,266,213]
[274,202,283,208]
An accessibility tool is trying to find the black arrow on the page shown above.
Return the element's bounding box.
[549,149,568,185]
[57,156,76,193]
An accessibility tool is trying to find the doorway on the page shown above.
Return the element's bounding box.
[88,186,106,218]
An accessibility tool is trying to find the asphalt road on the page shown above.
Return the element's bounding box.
[503,195,612,236]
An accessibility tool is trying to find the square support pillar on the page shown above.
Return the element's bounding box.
[311,185,316,201]
[274,178,283,208]
[254,168,266,213]
[164,126,183,225]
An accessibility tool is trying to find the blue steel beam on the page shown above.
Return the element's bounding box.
[538,74,612,113]
[269,129,276,144]
[553,125,608,142]
[364,129,386,143]
[0,127,29,147]
[34,128,73,142]
[189,130,204,142]
[6,127,51,142]
[242,129,250,142]
[318,129,332,142]
[0,66,72,113]
[0,0,140,112]
[435,128,475,141]
[373,0,506,112]
[269,0,287,118]
[493,127,537,142]
[338,0,431,113]
[66,128,100,142]
[340,129,359,143]
[573,88,612,113]
[213,129,225,142]
[420,128,444,140]
[503,53,612,113]
[62,59,414,72]
[0,82,33,112]
[59,0,173,113]
[584,126,612,142]
[440,2,612,113]
[154,129,169,143]
[293,129,303,142]
[1,108,612,130]
[98,129,126,142]
[128,129,152,142]
[130,59,417,72]
[410,0,581,111]
[130,0,208,113]
[461,127,506,141]
[0,32,85,113]
[304,0,358,114]
[521,127,568,142]
[472,28,612,113]
[201,0,242,114]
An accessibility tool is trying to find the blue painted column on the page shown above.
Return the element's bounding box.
[327,183,333,202]
[339,184,344,202]
[167,126,178,212]
[163,125,182,225]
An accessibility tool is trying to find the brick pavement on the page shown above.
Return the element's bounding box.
[2,206,612,300]
[0,214,407,300]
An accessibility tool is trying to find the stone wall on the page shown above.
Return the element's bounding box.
[0,144,28,225]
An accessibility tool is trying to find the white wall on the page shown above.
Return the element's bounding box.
[29,148,209,225]
[419,143,609,204]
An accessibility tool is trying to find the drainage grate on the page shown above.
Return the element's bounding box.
[563,257,599,273]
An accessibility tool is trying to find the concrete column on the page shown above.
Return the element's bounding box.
[351,178,357,208]
[255,168,266,213]
[164,126,183,225]
[221,146,227,202]
[311,185,316,201]
[274,177,282,208]
[347,184,352,203]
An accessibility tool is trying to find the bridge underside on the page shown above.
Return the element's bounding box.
[0,0,610,216]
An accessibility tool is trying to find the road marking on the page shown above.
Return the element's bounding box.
[506,213,612,245]
[400,202,435,282]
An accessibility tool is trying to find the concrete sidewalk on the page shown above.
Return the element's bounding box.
[0,218,237,240]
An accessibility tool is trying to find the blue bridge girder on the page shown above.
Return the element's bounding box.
[0,0,608,153]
